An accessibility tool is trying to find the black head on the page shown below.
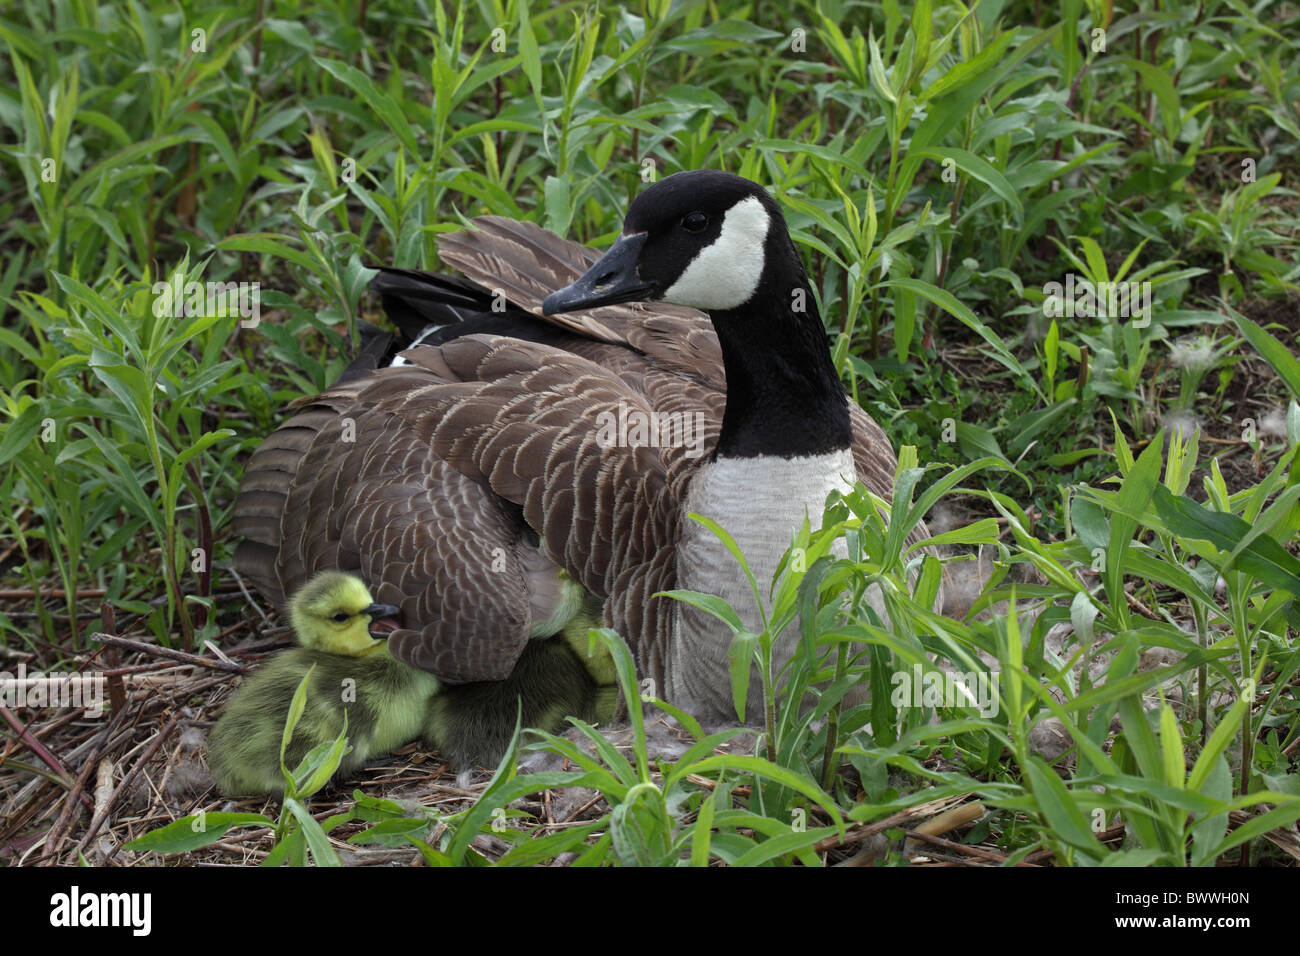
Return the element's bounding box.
[543,171,789,315]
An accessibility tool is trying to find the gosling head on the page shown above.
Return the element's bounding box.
[287,571,401,657]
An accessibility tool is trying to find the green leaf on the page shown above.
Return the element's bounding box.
[284,797,343,866]
[1158,702,1185,790]
[1189,754,1232,867]
[867,31,897,104]
[517,2,543,103]
[0,403,47,466]
[1187,695,1249,793]
[125,813,272,854]
[1107,433,1165,624]
[913,147,1023,214]
[1231,312,1300,399]
[690,786,721,866]
[295,718,351,799]
[954,421,1007,463]
[216,234,323,278]
[543,175,572,238]
[280,666,314,790]
[610,783,674,867]
[1070,590,1098,645]
[1044,318,1059,381]
[726,630,758,722]
[1152,485,1300,599]
[915,517,1000,550]
[892,286,915,362]
[314,58,421,159]
[882,278,1041,399]
[917,29,1017,103]
[687,754,844,833]
[1206,801,1300,860]
[1023,756,1106,859]
[655,589,745,633]
[1006,399,1078,455]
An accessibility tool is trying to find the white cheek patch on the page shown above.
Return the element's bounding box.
[662,195,769,310]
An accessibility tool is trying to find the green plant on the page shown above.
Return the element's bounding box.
[1068,420,1300,860]
[1187,174,1297,299]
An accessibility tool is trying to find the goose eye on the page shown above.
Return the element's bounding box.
[331,612,350,623]
[681,212,708,233]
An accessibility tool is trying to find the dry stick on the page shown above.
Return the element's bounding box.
[0,705,95,812]
[13,705,83,743]
[101,604,126,714]
[93,758,116,824]
[910,801,985,841]
[97,661,178,678]
[42,711,126,861]
[228,566,273,628]
[841,801,992,865]
[559,791,607,825]
[0,610,101,621]
[813,802,951,854]
[2,783,56,848]
[1124,589,1162,621]
[1022,822,1127,865]
[75,712,181,856]
[904,828,1023,866]
[87,633,247,674]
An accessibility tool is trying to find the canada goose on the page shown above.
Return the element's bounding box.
[233,170,933,752]
[208,571,440,796]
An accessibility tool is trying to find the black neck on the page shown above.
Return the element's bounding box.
[709,234,852,459]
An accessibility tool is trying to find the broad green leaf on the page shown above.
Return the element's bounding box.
[125,813,272,854]
[1231,312,1300,399]
[912,147,1023,214]
[1153,485,1300,599]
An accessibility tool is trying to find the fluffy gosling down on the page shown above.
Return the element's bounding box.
[208,572,440,797]
[209,572,617,795]
[426,592,618,769]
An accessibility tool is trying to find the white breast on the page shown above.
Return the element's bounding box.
[669,448,857,718]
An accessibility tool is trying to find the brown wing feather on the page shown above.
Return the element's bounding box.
[234,364,536,683]
[374,336,684,675]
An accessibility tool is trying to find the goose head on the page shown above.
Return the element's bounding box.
[544,169,848,460]
[542,170,793,315]
[288,571,401,657]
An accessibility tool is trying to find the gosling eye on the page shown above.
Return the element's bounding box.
[681,212,708,233]
[331,611,351,623]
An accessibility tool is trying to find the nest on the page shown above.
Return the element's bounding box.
[0,615,524,865]
[7,597,1291,866]
[0,620,1003,866]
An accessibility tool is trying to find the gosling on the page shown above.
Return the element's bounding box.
[208,572,440,797]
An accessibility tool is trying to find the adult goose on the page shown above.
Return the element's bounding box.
[233,170,934,748]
